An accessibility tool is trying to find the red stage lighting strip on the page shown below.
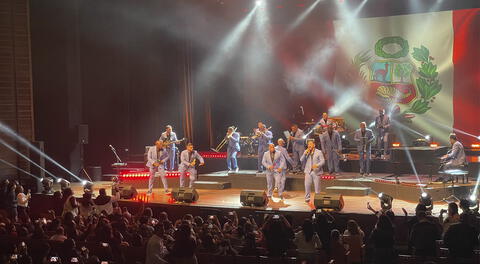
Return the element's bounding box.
[199,151,227,159]
[321,175,336,180]
[119,170,187,180]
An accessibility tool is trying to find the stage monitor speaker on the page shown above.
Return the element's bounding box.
[114,184,137,199]
[314,194,344,211]
[240,190,267,207]
[78,124,89,144]
[172,188,199,203]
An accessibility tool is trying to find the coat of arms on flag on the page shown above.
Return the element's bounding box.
[352,36,442,122]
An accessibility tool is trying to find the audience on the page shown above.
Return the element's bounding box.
[16,185,31,223]
[294,218,322,264]
[0,181,479,264]
[369,214,395,264]
[49,227,68,242]
[438,202,460,237]
[444,213,480,263]
[342,219,364,264]
[329,229,347,264]
[409,211,441,257]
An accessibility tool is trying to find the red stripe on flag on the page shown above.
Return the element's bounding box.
[452,8,480,146]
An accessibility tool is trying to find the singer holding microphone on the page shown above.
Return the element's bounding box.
[300,140,325,203]
[226,126,240,172]
[179,143,205,188]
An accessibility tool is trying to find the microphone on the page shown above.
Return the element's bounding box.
[300,106,304,116]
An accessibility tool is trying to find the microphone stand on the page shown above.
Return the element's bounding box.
[109,145,123,164]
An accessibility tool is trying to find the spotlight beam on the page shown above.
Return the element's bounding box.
[397,130,424,192]
[0,122,81,181]
[286,0,322,33]
[0,138,58,180]
[0,158,41,180]
[196,7,257,88]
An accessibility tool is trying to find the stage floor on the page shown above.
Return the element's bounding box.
[69,182,452,217]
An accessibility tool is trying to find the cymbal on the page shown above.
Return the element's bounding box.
[301,122,316,125]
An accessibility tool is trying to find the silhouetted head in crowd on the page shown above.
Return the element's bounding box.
[448,202,459,216]
[347,220,361,235]
[459,199,471,213]
[330,229,341,242]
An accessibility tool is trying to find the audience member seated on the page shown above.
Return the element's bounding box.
[294,218,322,264]
[146,224,169,264]
[329,229,347,264]
[169,223,198,264]
[49,227,68,242]
[342,219,364,264]
[62,188,79,217]
[409,211,441,257]
[369,215,395,264]
[93,188,119,215]
[261,214,294,257]
[444,213,480,264]
[438,202,460,237]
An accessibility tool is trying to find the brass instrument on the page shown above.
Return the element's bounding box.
[211,126,237,153]
[251,126,272,139]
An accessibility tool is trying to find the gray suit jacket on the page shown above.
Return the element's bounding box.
[446,141,466,166]
[353,128,375,152]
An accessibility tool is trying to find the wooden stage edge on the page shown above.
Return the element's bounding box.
[69,182,456,217]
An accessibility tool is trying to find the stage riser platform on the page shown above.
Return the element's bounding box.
[198,157,480,176]
[120,172,477,202]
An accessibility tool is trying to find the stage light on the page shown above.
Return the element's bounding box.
[255,0,262,6]
[419,192,433,211]
[471,144,480,148]
[341,135,346,139]
[41,177,53,194]
[392,142,400,147]
[477,135,480,140]
[57,178,70,190]
[425,135,431,141]
[430,143,439,147]
[470,194,476,202]
[378,192,393,211]
[83,181,94,193]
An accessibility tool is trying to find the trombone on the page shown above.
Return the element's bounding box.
[211,126,237,153]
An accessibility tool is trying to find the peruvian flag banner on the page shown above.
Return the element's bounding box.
[332,8,480,145]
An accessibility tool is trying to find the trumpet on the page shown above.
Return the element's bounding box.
[211,126,237,153]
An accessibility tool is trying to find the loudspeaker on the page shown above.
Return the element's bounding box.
[114,184,137,199]
[78,124,89,144]
[314,194,344,211]
[240,190,267,207]
[172,188,199,203]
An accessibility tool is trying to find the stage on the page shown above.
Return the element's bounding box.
[42,177,473,217]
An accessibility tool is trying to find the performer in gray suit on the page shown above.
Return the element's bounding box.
[179,143,205,188]
[441,133,466,170]
[146,141,169,195]
[300,140,325,203]
[262,143,285,199]
[320,124,342,175]
[289,124,305,172]
[159,125,178,171]
[354,122,375,176]
[375,109,391,158]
